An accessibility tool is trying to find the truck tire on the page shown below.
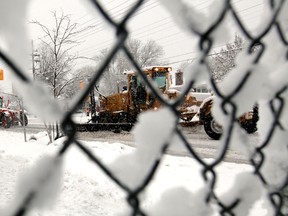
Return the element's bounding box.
[241,122,257,134]
[241,105,258,134]
[1,115,11,128]
[203,113,222,140]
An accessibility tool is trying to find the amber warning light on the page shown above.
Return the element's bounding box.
[0,69,4,80]
[151,67,172,72]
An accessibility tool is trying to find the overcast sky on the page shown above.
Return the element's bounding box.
[0,0,264,93]
[27,0,264,70]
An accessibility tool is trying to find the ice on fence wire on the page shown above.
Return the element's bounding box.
[278,0,288,29]
[10,156,63,213]
[212,27,288,120]
[252,1,272,36]
[220,172,263,216]
[0,0,31,75]
[258,0,288,38]
[110,108,176,190]
[1,0,65,124]
[261,128,288,187]
[183,60,210,89]
[268,60,288,130]
[221,121,254,159]
[158,0,230,42]
[260,31,288,99]
[158,0,207,33]
[147,187,213,216]
[268,87,288,131]
[133,108,176,157]
[17,81,65,122]
[212,51,260,119]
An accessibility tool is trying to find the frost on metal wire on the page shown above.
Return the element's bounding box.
[220,172,263,216]
[1,0,288,215]
[159,0,288,214]
[158,0,230,42]
[18,81,65,122]
[0,0,31,75]
[0,0,65,123]
[148,187,213,216]
[7,156,63,215]
[213,2,288,193]
[110,108,177,190]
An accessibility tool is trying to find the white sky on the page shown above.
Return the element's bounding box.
[0,0,264,93]
[27,0,264,69]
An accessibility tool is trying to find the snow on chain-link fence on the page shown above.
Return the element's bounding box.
[1,0,288,215]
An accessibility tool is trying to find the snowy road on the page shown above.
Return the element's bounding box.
[76,125,259,164]
[5,115,259,164]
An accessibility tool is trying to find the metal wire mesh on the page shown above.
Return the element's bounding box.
[1,0,288,215]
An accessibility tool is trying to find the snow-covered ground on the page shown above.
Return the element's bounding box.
[27,111,91,125]
[0,129,271,216]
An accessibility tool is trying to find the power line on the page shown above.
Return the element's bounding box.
[74,0,212,45]
[76,0,264,56]
[35,0,265,70]
[73,0,160,41]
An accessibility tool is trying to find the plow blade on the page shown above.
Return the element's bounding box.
[75,121,201,132]
[75,122,134,132]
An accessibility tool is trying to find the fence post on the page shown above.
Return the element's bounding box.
[19,98,27,142]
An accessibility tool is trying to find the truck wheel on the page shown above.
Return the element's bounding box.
[203,113,222,140]
[1,116,11,128]
[240,105,258,134]
[241,122,257,134]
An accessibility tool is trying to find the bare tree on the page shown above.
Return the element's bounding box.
[65,65,96,99]
[138,40,164,67]
[93,38,165,95]
[178,62,191,71]
[209,33,244,82]
[31,11,94,99]
[93,48,119,95]
[31,11,94,139]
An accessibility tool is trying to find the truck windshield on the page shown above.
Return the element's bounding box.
[152,73,166,89]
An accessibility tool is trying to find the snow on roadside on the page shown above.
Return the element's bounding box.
[0,130,271,215]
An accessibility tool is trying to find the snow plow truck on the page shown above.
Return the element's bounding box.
[75,66,258,139]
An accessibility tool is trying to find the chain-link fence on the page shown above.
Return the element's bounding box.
[1,0,288,215]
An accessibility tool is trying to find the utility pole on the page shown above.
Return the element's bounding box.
[32,40,35,80]
[31,40,40,80]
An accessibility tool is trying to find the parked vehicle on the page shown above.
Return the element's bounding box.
[0,95,28,128]
[0,108,28,128]
[0,108,13,128]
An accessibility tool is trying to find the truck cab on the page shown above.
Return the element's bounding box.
[126,66,172,112]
